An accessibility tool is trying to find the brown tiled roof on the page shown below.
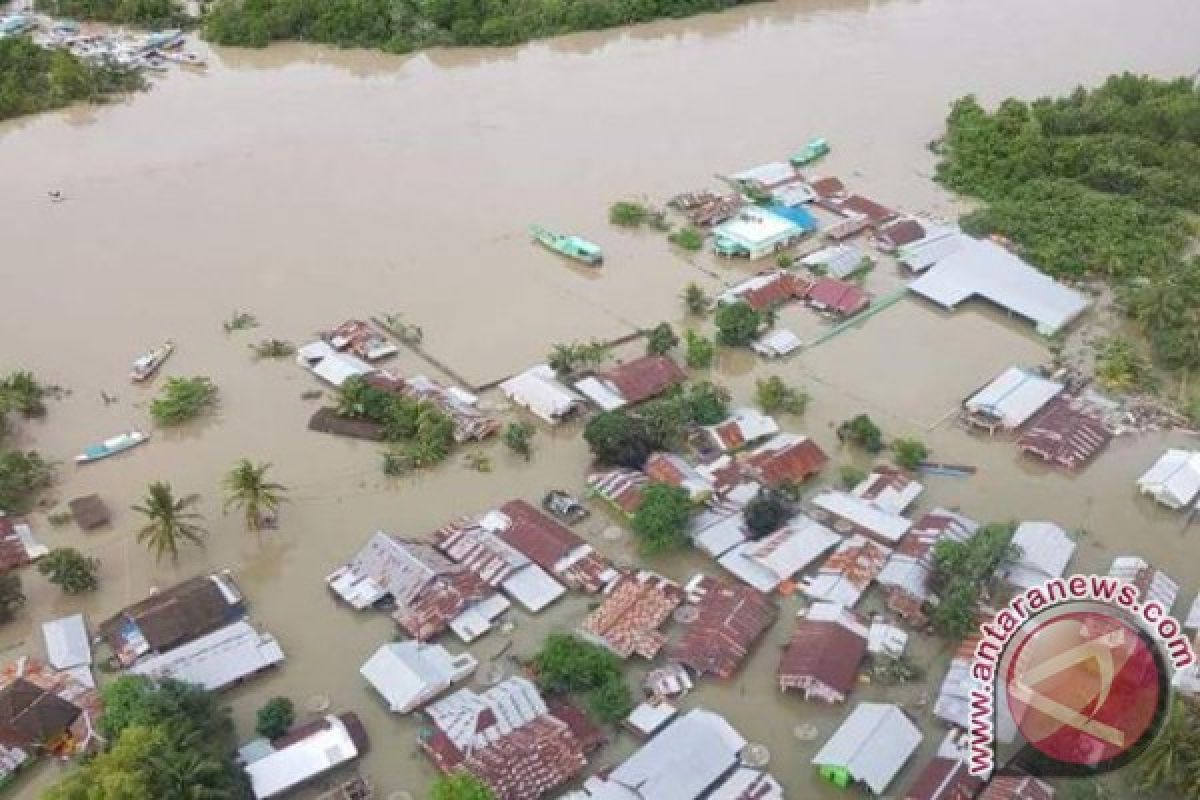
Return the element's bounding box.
[837,194,897,224]
[587,469,647,516]
[0,658,102,755]
[668,576,776,679]
[807,277,870,316]
[546,696,607,754]
[579,572,683,659]
[809,176,845,199]
[738,273,812,312]
[98,575,242,660]
[1017,398,1112,470]
[977,774,1055,800]
[903,756,982,800]
[67,495,110,530]
[460,715,587,800]
[879,218,926,248]
[778,618,867,697]
[0,678,81,748]
[740,437,828,488]
[601,356,687,406]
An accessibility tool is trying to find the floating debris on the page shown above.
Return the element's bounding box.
[793,723,819,741]
[741,743,770,767]
[601,526,625,541]
[305,693,331,713]
[223,310,259,333]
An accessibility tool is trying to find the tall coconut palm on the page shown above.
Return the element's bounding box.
[133,482,207,563]
[1137,697,1193,791]
[149,727,233,800]
[223,459,287,531]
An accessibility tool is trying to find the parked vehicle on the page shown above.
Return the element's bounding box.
[542,490,590,524]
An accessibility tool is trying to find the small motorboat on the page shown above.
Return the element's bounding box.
[789,137,830,167]
[530,224,603,266]
[130,340,174,382]
[76,430,150,464]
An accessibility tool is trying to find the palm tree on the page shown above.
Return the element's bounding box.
[1137,697,1194,791]
[149,728,233,800]
[133,482,207,563]
[223,459,287,531]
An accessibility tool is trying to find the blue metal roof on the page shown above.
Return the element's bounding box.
[766,203,818,232]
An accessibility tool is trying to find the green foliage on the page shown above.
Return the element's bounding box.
[645,322,679,356]
[1135,698,1200,795]
[630,483,692,554]
[249,338,295,359]
[929,522,1017,639]
[0,370,47,418]
[584,383,727,465]
[936,75,1200,367]
[255,697,294,739]
[776,253,795,268]
[150,376,219,426]
[205,0,756,50]
[132,481,207,563]
[754,375,808,415]
[547,340,610,376]
[838,465,867,489]
[0,449,54,512]
[837,414,883,453]
[891,437,929,469]
[1094,336,1156,392]
[684,330,715,368]
[533,633,632,724]
[0,573,24,625]
[503,421,535,460]
[38,0,186,27]
[48,677,243,800]
[668,226,705,251]
[223,459,287,531]
[714,301,762,346]
[0,36,144,123]
[681,282,711,315]
[584,411,652,469]
[432,773,495,800]
[742,487,789,538]
[684,381,730,425]
[609,201,649,227]
[37,548,100,594]
[222,310,258,332]
[337,377,456,470]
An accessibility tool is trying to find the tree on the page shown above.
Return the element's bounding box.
[255,697,295,739]
[714,301,762,346]
[630,484,691,554]
[1136,697,1196,792]
[0,449,54,512]
[223,459,287,531]
[503,421,535,460]
[0,36,144,124]
[837,414,883,453]
[645,322,679,356]
[838,465,867,489]
[755,375,808,415]
[586,674,634,723]
[584,411,652,468]
[0,573,24,624]
[684,330,715,368]
[891,437,929,470]
[742,488,789,538]
[609,201,649,227]
[685,381,730,425]
[432,773,495,800]
[681,282,711,315]
[150,376,219,426]
[133,482,207,563]
[929,523,1017,639]
[668,226,704,251]
[37,548,100,594]
[0,370,46,418]
[532,634,632,724]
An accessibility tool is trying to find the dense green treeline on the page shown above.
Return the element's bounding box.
[203,0,754,50]
[936,74,1200,370]
[37,0,188,29]
[0,36,145,122]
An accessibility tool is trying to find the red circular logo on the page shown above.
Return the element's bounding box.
[1004,610,1164,768]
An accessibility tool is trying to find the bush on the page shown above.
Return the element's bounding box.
[681,283,711,315]
[432,774,495,800]
[0,36,144,123]
[584,411,653,469]
[838,465,867,489]
[837,414,883,453]
[929,523,1016,638]
[631,484,692,554]
[668,226,704,251]
[1095,336,1156,392]
[755,375,808,415]
[645,323,679,356]
[685,381,730,426]
[743,488,789,538]
[250,339,295,359]
[503,421,535,460]
[891,437,929,470]
[0,371,47,418]
[532,634,632,724]
[37,548,100,594]
[0,449,54,512]
[150,376,218,426]
[255,697,294,739]
[609,201,649,227]
[714,301,762,346]
[0,574,24,624]
[685,330,715,369]
[37,0,186,28]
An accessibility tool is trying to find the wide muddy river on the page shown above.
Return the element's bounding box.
[2,0,1199,796]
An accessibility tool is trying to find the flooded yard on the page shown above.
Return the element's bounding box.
[2,0,1200,796]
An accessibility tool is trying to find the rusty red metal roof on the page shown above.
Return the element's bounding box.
[601,355,686,406]
[778,617,867,697]
[903,755,982,800]
[738,272,813,312]
[807,277,870,317]
[976,775,1055,800]
[1017,398,1112,470]
[740,435,829,488]
[836,194,897,224]
[667,576,777,679]
[878,218,927,249]
[809,176,845,199]
[579,571,683,659]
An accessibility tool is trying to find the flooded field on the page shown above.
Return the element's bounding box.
[2,0,1200,796]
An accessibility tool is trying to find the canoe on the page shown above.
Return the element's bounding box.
[76,431,149,464]
[530,224,603,266]
[130,340,174,382]
[789,137,830,167]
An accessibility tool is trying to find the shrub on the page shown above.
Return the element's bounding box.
[685,330,715,368]
[0,573,24,624]
[150,376,218,426]
[255,697,295,740]
[714,301,762,346]
[743,488,789,538]
[837,414,883,453]
[755,376,808,415]
[681,282,711,315]
[891,437,929,470]
[0,449,54,512]
[631,484,692,554]
[37,548,100,594]
[432,774,495,800]
[645,323,679,356]
[838,465,867,489]
[503,421,535,460]
[584,411,652,469]
[609,201,649,227]
[668,226,704,251]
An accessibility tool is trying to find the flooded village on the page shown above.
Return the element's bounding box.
[2,0,1200,798]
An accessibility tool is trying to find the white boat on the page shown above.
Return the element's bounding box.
[130,340,174,382]
[76,431,149,464]
[164,50,205,67]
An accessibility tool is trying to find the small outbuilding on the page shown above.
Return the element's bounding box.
[1001,522,1076,590]
[812,702,922,794]
[360,641,477,713]
[1137,449,1200,510]
[499,364,582,425]
[964,367,1063,432]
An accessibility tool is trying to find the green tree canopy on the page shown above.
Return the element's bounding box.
[37,548,100,594]
[714,301,762,346]
[631,484,692,554]
[432,773,495,800]
[584,411,653,469]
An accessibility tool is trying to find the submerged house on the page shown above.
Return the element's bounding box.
[964,367,1064,432]
[810,490,912,546]
[730,161,813,206]
[902,731,982,800]
[687,484,759,558]
[806,277,870,317]
[802,243,868,280]
[897,228,967,274]
[359,641,477,714]
[322,319,397,362]
[908,237,1089,336]
[716,271,812,312]
[326,533,503,642]
[717,514,841,593]
[1000,522,1076,591]
[850,467,924,515]
[739,433,829,488]
[1017,397,1112,470]
[488,499,616,593]
[934,637,980,730]
[877,509,979,625]
[0,513,47,574]
[803,534,892,608]
[366,372,499,442]
[668,575,777,679]
[129,619,284,692]
[42,614,94,689]
[1137,449,1200,510]
[1108,556,1179,611]
[713,206,812,259]
[242,712,368,800]
[778,602,868,703]
[578,571,683,659]
[0,655,104,780]
[574,355,687,411]
[702,408,780,454]
[875,217,927,252]
[98,572,245,667]
[499,365,582,425]
[586,468,648,516]
[813,702,923,795]
[295,341,375,387]
[645,452,716,503]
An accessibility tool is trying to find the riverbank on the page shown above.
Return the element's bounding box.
[3,0,1200,797]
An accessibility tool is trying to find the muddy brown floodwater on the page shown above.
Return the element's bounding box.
[3,0,1200,796]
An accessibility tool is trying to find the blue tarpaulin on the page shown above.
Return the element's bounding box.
[767,203,818,232]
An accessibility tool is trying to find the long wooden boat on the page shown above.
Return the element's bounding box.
[130,340,174,382]
[530,224,603,266]
[76,430,149,464]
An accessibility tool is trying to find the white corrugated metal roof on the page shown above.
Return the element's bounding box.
[717,516,840,592]
[897,228,965,272]
[42,614,91,671]
[425,676,547,755]
[965,367,1063,429]
[296,341,374,387]
[359,641,477,713]
[574,376,627,411]
[501,565,566,612]
[802,243,866,279]
[606,709,746,800]
[708,768,784,800]
[1137,450,1200,510]
[1003,522,1076,589]
[625,700,677,736]
[1109,556,1179,612]
[907,237,1089,335]
[811,491,911,543]
[1187,595,1200,631]
[129,620,284,691]
[851,471,924,515]
[245,715,359,799]
[934,659,972,729]
[499,365,580,424]
[812,703,922,794]
[752,328,803,358]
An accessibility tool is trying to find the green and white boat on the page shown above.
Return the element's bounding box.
[790,137,830,166]
[530,225,603,266]
[76,430,149,464]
